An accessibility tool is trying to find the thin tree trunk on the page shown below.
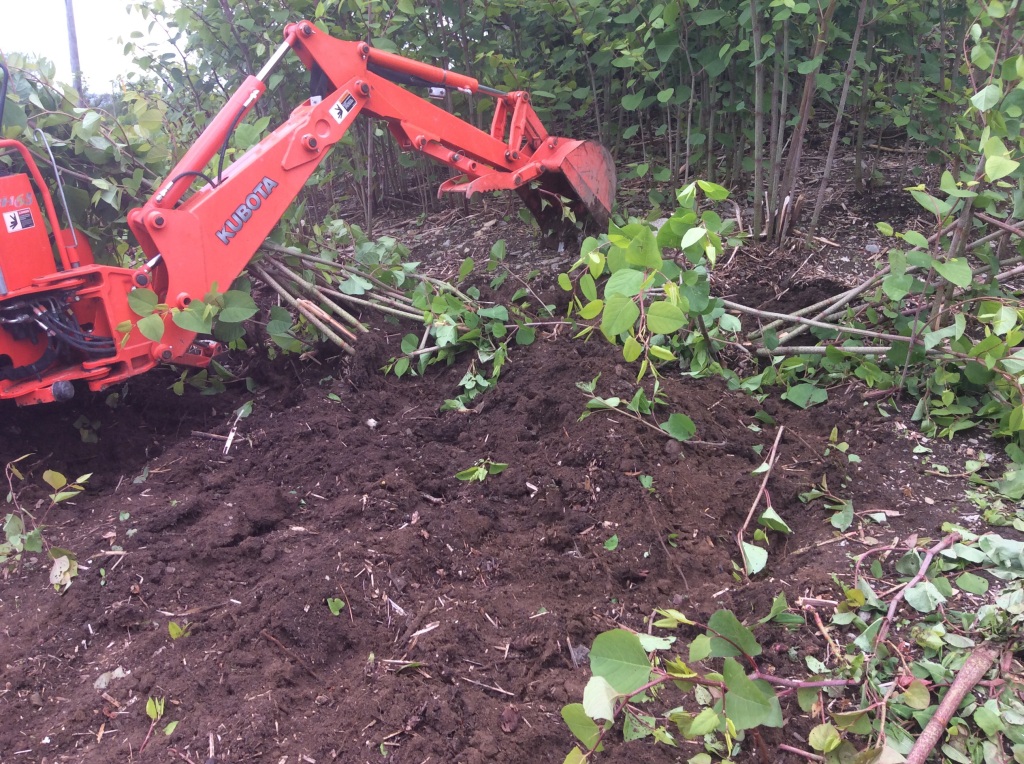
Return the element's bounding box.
[776,0,838,242]
[749,0,766,236]
[64,0,84,101]
[805,0,870,241]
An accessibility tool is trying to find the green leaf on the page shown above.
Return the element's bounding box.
[660,413,696,442]
[172,304,212,334]
[933,258,972,288]
[910,189,952,218]
[723,657,773,730]
[901,679,930,710]
[128,288,159,317]
[971,82,1003,111]
[137,313,165,342]
[163,720,179,736]
[985,155,1020,182]
[647,301,687,334]
[904,581,947,613]
[582,676,618,721]
[902,230,929,249]
[808,723,841,752]
[621,92,644,111]
[758,507,792,534]
[621,335,642,362]
[42,470,67,491]
[696,180,729,201]
[742,542,768,576]
[604,535,619,551]
[955,571,989,595]
[707,610,761,657]
[601,294,641,338]
[477,305,508,320]
[589,629,652,695]
[579,300,604,320]
[605,269,646,297]
[689,634,712,662]
[561,705,603,751]
[797,56,823,75]
[219,290,258,322]
[562,746,587,764]
[782,383,827,409]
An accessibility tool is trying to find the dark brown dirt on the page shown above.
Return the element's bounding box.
[0,168,994,764]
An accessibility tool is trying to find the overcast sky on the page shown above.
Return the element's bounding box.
[0,0,154,90]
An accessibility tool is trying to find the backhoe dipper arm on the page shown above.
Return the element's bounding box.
[126,20,609,366]
[0,21,611,405]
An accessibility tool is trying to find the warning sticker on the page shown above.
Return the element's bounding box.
[329,93,358,125]
[5,209,35,233]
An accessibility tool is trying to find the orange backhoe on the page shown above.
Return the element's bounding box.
[0,21,615,406]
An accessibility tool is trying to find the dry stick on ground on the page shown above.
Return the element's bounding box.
[873,532,960,650]
[905,643,1000,764]
[735,426,785,575]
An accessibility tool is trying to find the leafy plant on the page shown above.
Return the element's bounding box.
[168,621,192,640]
[326,597,346,616]
[455,460,509,482]
[577,375,696,442]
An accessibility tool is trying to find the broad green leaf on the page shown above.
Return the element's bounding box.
[582,676,618,721]
[971,82,1003,111]
[42,470,67,490]
[622,336,642,362]
[647,301,687,334]
[707,610,761,657]
[904,581,947,612]
[637,634,675,651]
[902,230,929,249]
[660,413,696,441]
[758,507,792,534]
[601,294,641,338]
[137,313,166,342]
[689,634,712,662]
[478,305,508,320]
[723,657,773,730]
[985,155,1020,182]
[933,258,972,288]
[901,679,930,710]
[589,629,652,695]
[172,305,211,334]
[680,226,707,250]
[128,288,159,317]
[696,180,729,201]
[219,291,258,323]
[742,542,768,576]
[782,383,827,409]
[605,269,646,297]
[808,723,841,753]
[579,300,604,320]
[621,92,644,111]
[955,571,989,594]
[562,746,587,764]
[603,534,619,551]
[909,189,952,218]
[458,257,474,281]
[561,704,603,751]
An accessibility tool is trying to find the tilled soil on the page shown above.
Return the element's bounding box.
[0,318,978,763]
[0,157,995,763]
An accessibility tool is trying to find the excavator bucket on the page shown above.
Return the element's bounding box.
[515,139,616,243]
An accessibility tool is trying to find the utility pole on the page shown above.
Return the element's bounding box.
[65,0,84,99]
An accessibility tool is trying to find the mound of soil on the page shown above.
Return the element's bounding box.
[0,316,970,763]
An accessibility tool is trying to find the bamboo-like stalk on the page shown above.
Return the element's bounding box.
[264,259,367,334]
[722,299,917,345]
[252,264,355,355]
[314,284,422,322]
